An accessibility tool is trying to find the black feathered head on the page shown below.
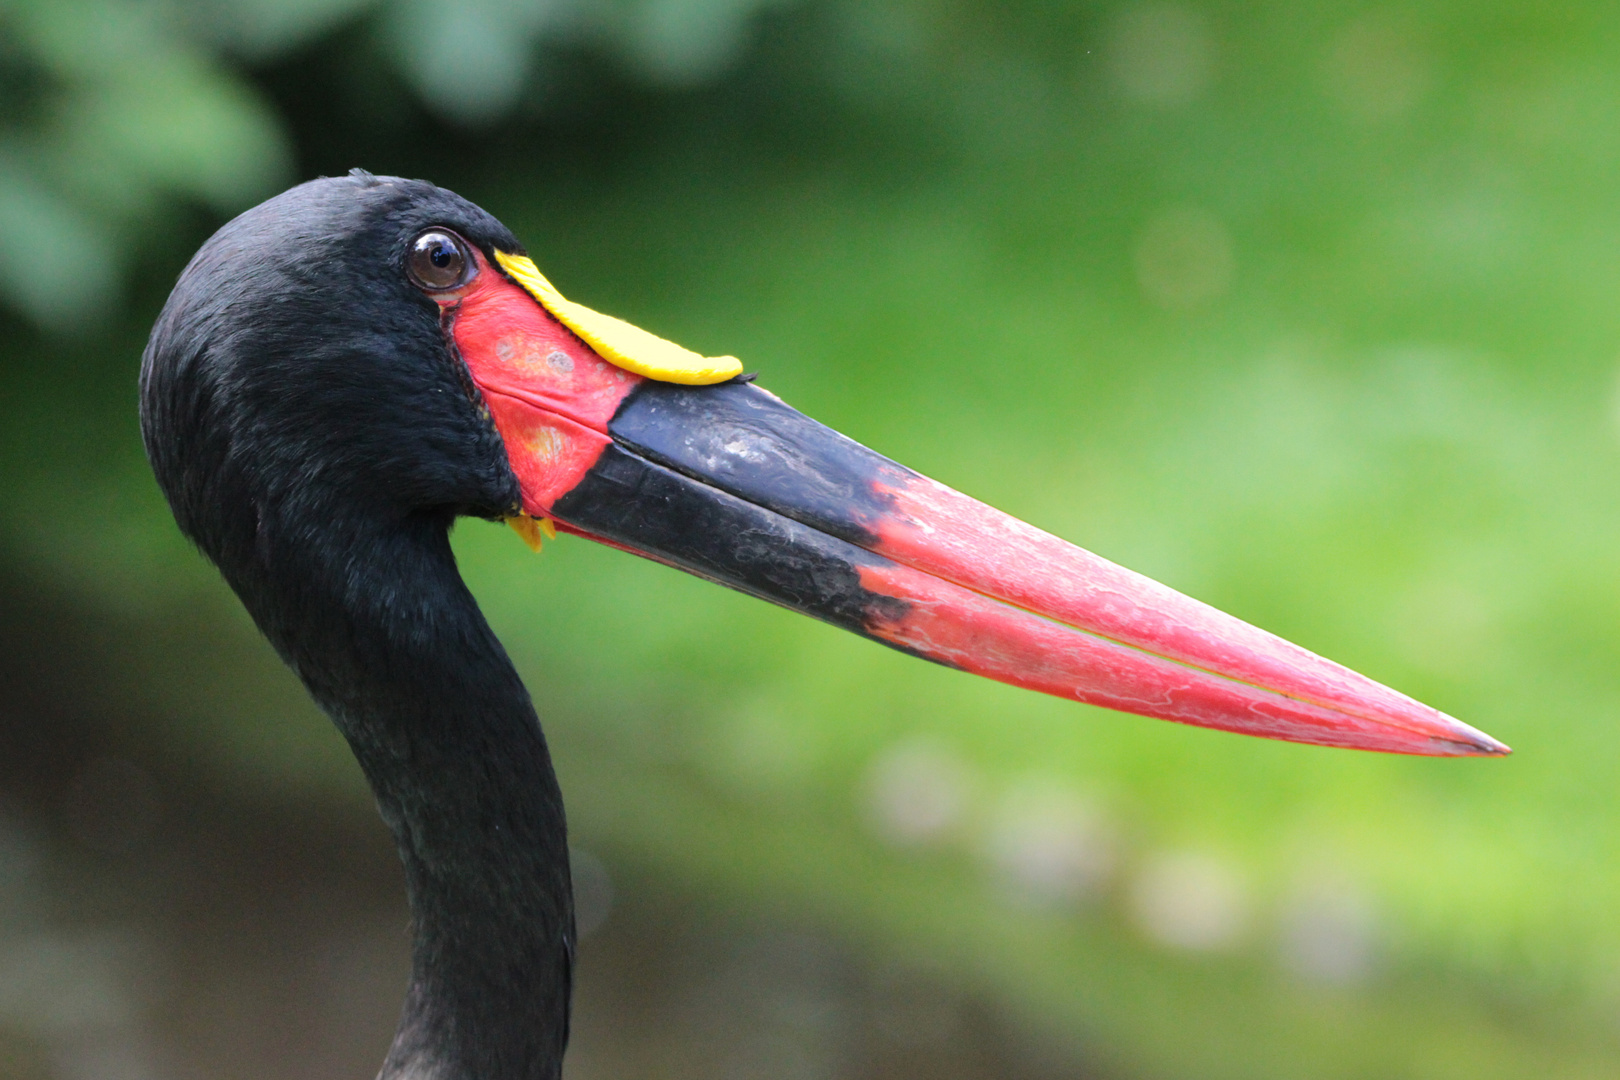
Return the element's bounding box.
[141,173,522,588]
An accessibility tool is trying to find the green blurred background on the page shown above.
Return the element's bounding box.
[3,0,1619,1077]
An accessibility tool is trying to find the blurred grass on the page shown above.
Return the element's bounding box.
[7,0,1620,1076]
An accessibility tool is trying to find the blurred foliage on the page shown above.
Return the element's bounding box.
[0,0,790,329]
[0,0,285,328]
[7,0,1620,1078]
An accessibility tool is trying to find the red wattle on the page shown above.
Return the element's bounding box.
[433,249,641,514]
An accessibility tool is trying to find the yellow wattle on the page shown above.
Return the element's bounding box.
[494,250,742,386]
[506,515,556,553]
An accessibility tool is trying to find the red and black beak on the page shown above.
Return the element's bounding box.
[438,245,1508,758]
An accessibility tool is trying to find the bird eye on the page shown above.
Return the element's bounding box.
[407,229,476,292]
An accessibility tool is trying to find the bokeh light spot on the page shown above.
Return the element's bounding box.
[1133,207,1235,310]
[1324,13,1430,123]
[863,739,974,848]
[571,848,615,940]
[1277,876,1379,985]
[1129,850,1248,951]
[1103,3,1215,107]
[981,779,1114,909]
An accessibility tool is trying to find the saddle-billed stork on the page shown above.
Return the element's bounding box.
[139,173,1506,1080]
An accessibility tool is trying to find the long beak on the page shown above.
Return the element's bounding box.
[443,248,1509,757]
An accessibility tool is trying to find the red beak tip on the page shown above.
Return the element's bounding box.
[1433,715,1512,757]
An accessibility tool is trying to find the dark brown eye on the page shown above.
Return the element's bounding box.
[407,229,476,292]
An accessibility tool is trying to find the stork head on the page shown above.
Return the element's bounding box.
[142,176,521,566]
[141,172,1509,758]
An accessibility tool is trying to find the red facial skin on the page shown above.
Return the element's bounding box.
[433,248,640,514]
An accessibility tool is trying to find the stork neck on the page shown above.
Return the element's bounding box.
[253,512,573,1080]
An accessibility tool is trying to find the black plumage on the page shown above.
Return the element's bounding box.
[142,174,574,1080]
[139,164,1507,1080]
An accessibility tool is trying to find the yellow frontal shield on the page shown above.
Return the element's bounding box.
[494,251,743,386]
